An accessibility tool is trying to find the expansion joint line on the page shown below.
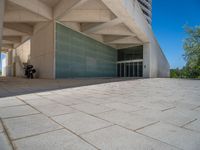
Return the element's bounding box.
[0,119,15,150]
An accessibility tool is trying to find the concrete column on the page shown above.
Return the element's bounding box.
[0,0,5,50]
[0,0,5,72]
[30,21,55,79]
[143,43,151,78]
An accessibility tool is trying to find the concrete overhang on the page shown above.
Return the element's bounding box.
[1,0,154,51]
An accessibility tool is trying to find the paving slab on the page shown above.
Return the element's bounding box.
[130,100,175,111]
[137,122,200,150]
[82,97,115,105]
[35,103,76,117]
[81,125,179,150]
[43,94,85,106]
[160,109,199,126]
[172,101,198,110]
[0,133,12,150]
[25,98,56,107]
[131,108,198,127]
[3,114,62,140]
[0,98,25,108]
[0,97,18,101]
[103,102,145,112]
[71,103,113,114]
[0,105,39,119]
[130,108,162,120]
[36,92,53,96]
[52,112,112,135]
[96,110,158,131]
[17,94,42,101]
[0,122,3,133]
[194,106,200,111]
[184,119,200,132]
[13,129,96,150]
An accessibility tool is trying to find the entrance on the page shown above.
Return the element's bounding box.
[117,60,143,77]
[117,46,143,77]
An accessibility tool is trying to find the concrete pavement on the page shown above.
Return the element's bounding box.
[0,78,200,150]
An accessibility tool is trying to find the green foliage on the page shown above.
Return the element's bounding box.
[170,69,179,78]
[170,67,188,78]
[171,25,200,79]
[183,26,200,78]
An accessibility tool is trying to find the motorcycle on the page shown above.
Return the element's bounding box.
[24,65,36,79]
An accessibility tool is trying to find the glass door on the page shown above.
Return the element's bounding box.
[117,61,143,77]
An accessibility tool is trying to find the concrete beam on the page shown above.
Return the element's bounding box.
[8,0,52,20]
[107,36,142,44]
[4,23,33,35]
[54,0,89,19]
[1,47,9,52]
[3,28,27,36]
[103,35,128,43]
[2,40,13,44]
[115,44,140,49]
[4,10,48,22]
[2,43,13,49]
[3,36,21,43]
[95,23,136,36]
[60,10,112,22]
[82,18,122,33]
[101,0,149,42]
[60,22,81,32]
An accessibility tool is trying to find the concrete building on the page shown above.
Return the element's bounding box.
[0,0,170,79]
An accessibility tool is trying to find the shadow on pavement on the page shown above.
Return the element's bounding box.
[0,77,144,98]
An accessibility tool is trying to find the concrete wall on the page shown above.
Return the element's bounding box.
[149,38,170,78]
[143,43,150,77]
[122,0,170,77]
[30,21,55,79]
[56,23,117,78]
[14,40,30,77]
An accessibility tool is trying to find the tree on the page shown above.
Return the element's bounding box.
[170,69,178,78]
[170,67,188,78]
[183,26,200,78]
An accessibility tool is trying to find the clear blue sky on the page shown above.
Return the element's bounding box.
[0,52,6,70]
[152,0,200,69]
[0,53,3,70]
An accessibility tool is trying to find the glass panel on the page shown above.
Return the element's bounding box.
[137,62,140,77]
[130,63,133,77]
[134,62,137,77]
[117,62,143,77]
[118,46,143,61]
[117,64,120,77]
[126,63,129,77]
[121,63,124,77]
[56,23,117,78]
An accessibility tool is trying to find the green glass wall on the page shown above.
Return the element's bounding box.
[56,23,117,78]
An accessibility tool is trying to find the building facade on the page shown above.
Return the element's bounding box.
[138,0,152,25]
[0,0,170,78]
